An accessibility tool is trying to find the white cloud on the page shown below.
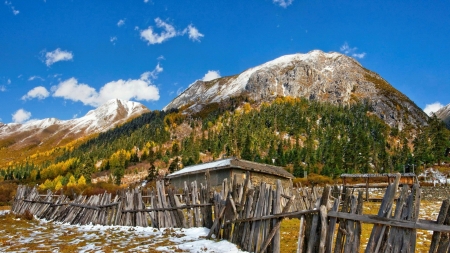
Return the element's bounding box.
[52,64,162,107]
[352,53,366,59]
[44,48,74,66]
[183,25,204,42]
[7,79,11,84]
[0,85,6,92]
[340,42,366,59]
[141,63,163,80]
[5,1,19,15]
[22,86,50,100]
[176,87,184,96]
[140,18,178,45]
[140,18,204,44]
[202,70,221,81]
[117,19,125,27]
[424,102,444,116]
[52,78,98,106]
[273,0,293,8]
[12,109,31,124]
[340,42,355,54]
[157,55,165,61]
[110,36,117,45]
[28,75,44,81]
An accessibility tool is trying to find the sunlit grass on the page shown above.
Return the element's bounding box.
[280,200,440,253]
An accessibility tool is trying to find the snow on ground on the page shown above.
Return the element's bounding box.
[0,211,247,252]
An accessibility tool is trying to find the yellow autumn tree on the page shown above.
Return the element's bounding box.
[77,175,86,186]
[67,175,77,187]
[39,179,53,191]
[55,181,63,191]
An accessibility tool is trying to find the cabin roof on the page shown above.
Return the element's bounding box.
[166,157,294,179]
[340,173,417,178]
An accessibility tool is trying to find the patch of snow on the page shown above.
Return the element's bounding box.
[0,98,148,139]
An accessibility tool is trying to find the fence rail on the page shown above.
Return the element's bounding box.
[11,172,450,252]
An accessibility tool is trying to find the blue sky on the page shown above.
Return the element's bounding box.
[1,0,450,124]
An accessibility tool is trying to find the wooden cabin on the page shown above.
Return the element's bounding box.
[340,173,418,187]
[166,157,294,190]
[340,173,418,201]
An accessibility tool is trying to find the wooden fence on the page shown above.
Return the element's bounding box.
[11,172,450,252]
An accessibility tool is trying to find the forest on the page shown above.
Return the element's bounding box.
[1,96,449,195]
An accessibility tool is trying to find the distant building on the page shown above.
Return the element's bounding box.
[418,168,449,185]
[166,157,294,190]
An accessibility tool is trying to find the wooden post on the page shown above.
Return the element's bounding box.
[365,177,369,201]
[365,174,400,253]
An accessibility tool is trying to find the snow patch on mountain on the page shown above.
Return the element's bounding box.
[0,99,149,146]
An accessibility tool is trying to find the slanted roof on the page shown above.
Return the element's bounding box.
[166,157,293,179]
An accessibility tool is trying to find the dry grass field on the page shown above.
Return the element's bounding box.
[280,200,441,253]
[0,198,444,252]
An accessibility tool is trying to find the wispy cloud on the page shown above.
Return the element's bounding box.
[52,64,162,107]
[22,86,50,100]
[43,48,74,66]
[0,86,6,92]
[117,19,125,27]
[12,109,31,124]
[340,42,366,59]
[7,79,11,84]
[140,18,204,45]
[28,75,45,81]
[176,87,184,96]
[4,1,19,15]
[273,0,293,8]
[157,55,165,61]
[202,70,221,81]
[140,18,178,44]
[182,25,204,42]
[424,102,444,116]
[110,36,117,45]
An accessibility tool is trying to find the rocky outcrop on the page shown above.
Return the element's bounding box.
[164,50,428,129]
[434,103,450,129]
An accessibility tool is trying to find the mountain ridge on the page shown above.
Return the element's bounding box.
[164,50,428,129]
[435,103,450,129]
[0,99,149,166]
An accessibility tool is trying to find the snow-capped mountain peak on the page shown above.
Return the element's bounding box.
[434,103,450,129]
[163,49,427,128]
[0,99,149,150]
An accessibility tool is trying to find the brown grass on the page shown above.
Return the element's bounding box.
[280,200,438,252]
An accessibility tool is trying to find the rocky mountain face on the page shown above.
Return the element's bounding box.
[164,50,428,129]
[435,103,450,129]
[0,99,149,151]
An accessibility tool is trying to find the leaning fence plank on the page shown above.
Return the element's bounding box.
[297,214,306,253]
[325,189,341,253]
[429,199,450,253]
[258,195,295,253]
[365,174,400,253]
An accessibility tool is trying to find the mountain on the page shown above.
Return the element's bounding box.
[434,103,450,129]
[164,50,428,129]
[0,99,149,154]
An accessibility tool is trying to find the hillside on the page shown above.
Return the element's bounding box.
[435,103,450,129]
[164,50,428,129]
[0,99,149,167]
[2,52,449,193]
